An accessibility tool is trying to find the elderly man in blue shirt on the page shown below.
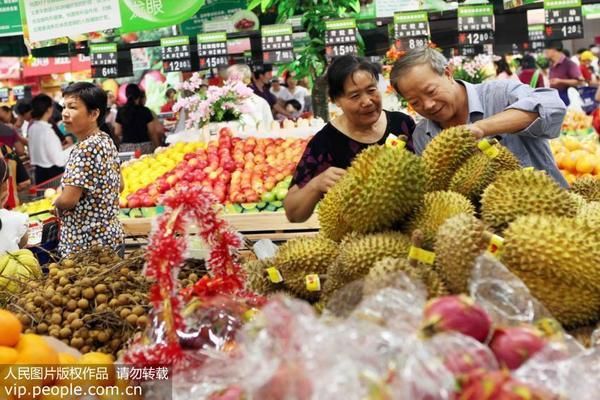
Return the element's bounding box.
[390,47,567,188]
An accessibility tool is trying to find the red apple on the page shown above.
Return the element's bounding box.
[175,169,186,179]
[127,196,141,208]
[141,196,155,207]
[184,153,195,161]
[119,198,128,208]
[166,175,178,186]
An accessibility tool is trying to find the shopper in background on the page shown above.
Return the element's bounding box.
[0,106,13,124]
[0,144,30,208]
[105,90,118,127]
[0,158,28,252]
[281,71,309,112]
[54,82,123,257]
[518,54,545,88]
[250,64,293,119]
[28,94,66,184]
[114,83,162,154]
[391,46,567,188]
[494,56,517,80]
[269,77,290,100]
[226,64,274,130]
[14,101,32,138]
[545,40,583,105]
[579,51,598,86]
[208,64,228,87]
[0,113,27,156]
[284,55,415,222]
[160,88,177,114]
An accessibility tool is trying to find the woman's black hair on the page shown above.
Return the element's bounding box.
[62,82,108,126]
[31,94,53,119]
[0,158,7,231]
[494,57,512,76]
[15,101,31,117]
[165,88,176,99]
[326,55,379,100]
[124,83,142,106]
[285,99,302,112]
[521,54,537,70]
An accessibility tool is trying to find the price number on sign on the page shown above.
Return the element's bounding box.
[164,59,191,72]
[327,44,358,58]
[398,37,428,51]
[92,66,118,78]
[459,31,493,46]
[263,50,294,64]
[561,24,581,38]
[199,56,229,69]
[544,23,583,40]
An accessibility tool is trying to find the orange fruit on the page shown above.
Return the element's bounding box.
[0,310,22,347]
[562,153,577,173]
[576,154,595,174]
[77,352,115,387]
[58,352,78,365]
[0,345,18,364]
[554,152,566,169]
[563,137,582,151]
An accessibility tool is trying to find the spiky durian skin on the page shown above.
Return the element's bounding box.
[501,215,600,328]
[571,176,600,202]
[576,201,600,229]
[435,213,488,294]
[364,257,448,299]
[448,146,521,203]
[405,191,475,249]
[273,236,339,302]
[568,191,588,213]
[481,169,578,232]
[318,177,352,242]
[343,146,426,234]
[422,126,477,192]
[242,258,277,295]
[321,232,411,300]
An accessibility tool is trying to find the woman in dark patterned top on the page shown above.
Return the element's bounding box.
[284,55,415,222]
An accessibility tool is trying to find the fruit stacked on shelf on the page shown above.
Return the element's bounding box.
[243,127,600,338]
[122,129,307,210]
[121,141,206,207]
[560,108,595,136]
[15,189,58,221]
[551,135,600,185]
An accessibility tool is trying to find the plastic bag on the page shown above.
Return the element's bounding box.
[253,239,279,261]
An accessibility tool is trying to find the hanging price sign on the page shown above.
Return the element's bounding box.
[161,36,192,73]
[0,87,9,103]
[12,86,26,101]
[457,4,495,56]
[325,18,358,61]
[527,24,546,52]
[261,24,294,64]
[197,31,229,70]
[544,0,583,40]
[393,11,430,51]
[90,43,119,79]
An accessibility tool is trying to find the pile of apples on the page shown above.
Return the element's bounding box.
[122,129,307,209]
[561,109,595,136]
[551,135,600,185]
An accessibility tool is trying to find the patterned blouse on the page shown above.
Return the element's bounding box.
[58,132,123,256]
[290,111,415,189]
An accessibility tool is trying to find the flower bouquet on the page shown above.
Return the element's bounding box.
[449,54,494,84]
[173,73,255,130]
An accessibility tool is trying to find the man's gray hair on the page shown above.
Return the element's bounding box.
[390,47,448,91]
[227,64,252,84]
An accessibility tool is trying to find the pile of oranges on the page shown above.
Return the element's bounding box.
[0,309,137,400]
[551,136,600,186]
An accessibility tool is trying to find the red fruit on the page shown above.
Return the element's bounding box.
[457,370,510,400]
[141,196,155,207]
[422,295,492,342]
[184,153,195,161]
[175,169,186,179]
[219,127,233,137]
[134,149,142,159]
[489,326,546,370]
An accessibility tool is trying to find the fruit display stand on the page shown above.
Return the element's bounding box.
[122,210,319,242]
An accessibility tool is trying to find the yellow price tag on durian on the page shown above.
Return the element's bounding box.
[385,134,406,149]
[486,234,505,256]
[305,274,321,292]
[408,246,436,265]
[265,267,283,283]
[523,167,535,171]
[477,139,500,159]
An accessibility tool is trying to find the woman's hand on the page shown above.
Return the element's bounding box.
[308,167,346,194]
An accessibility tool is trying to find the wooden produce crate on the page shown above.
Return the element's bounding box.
[122,211,320,243]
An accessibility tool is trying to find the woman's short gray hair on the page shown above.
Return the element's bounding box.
[390,47,448,91]
[227,64,252,84]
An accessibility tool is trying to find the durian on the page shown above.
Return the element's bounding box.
[568,324,599,348]
[448,146,521,203]
[322,232,411,300]
[364,257,448,299]
[576,201,600,229]
[273,236,339,302]
[405,191,475,249]
[571,176,600,202]
[435,214,488,294]
[422,126,477,192]
[242,258,277,295]
[501,215,600,328]
[568,191,588,212]
[481,169,578,232]
[343,146,426,235]
[318,178,352,241]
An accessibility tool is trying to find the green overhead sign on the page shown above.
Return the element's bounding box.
[119,0,206,33]
[0,0,22,37]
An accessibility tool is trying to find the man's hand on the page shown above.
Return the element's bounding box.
[309,167,346,193]
[549,78,562,86]
[465,123,486,140]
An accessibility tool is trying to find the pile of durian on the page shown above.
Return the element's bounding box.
[242,127,600,334]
